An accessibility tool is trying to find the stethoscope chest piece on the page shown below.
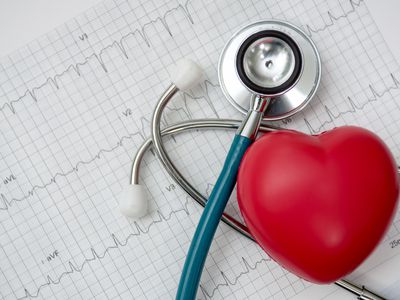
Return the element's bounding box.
[218,20,321,120]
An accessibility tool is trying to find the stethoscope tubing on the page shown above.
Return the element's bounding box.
[132,117,275,239]
[131,85,392,300]
[176,133,252,299]
[151,84,268,299]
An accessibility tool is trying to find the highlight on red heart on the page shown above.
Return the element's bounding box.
[237,126,399,283]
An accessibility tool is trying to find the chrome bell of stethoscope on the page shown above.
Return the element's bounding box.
[219,20,321,120]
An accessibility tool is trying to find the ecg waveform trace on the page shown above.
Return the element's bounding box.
[0,80,219,212]
[199,257,273,299]
[0,72,396,214]
[0,0,400,299]
[304,73,400,134]
[0,0,362,116]
[0,1,193,115]
[17,198,191,299]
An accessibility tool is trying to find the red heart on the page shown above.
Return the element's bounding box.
[237,126,399,283]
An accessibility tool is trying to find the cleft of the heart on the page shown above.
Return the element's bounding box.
[237,126,399,283]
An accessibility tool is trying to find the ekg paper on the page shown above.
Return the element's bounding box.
[0,0,400,299]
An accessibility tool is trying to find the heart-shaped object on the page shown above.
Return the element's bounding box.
[237,126,399,283]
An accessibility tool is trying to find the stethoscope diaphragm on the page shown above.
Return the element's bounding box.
[218,20,321,120]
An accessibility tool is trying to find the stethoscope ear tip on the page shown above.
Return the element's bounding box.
[119,184,148,219]
[171,58,203,91]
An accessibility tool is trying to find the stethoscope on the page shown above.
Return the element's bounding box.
[120,20,395,300]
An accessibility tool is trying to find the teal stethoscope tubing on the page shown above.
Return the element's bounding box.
[172,95,268,299]
[152,85,269,300]
[176,134,251,299]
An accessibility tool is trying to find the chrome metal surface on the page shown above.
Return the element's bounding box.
[150,84,184,188]
[243,37,295,88]
[335,279,386,300]
[237,95,271,139]
[218,20,321,120]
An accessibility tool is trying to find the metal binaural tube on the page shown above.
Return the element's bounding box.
[131,119,242,184]
[334,279,386,300]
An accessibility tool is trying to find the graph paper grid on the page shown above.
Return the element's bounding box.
[0,0,400,299]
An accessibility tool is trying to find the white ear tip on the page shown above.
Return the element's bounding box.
[119,184,148,218]
[171,59,203,91]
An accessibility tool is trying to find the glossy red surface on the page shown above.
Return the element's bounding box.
[237,126,399,283]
